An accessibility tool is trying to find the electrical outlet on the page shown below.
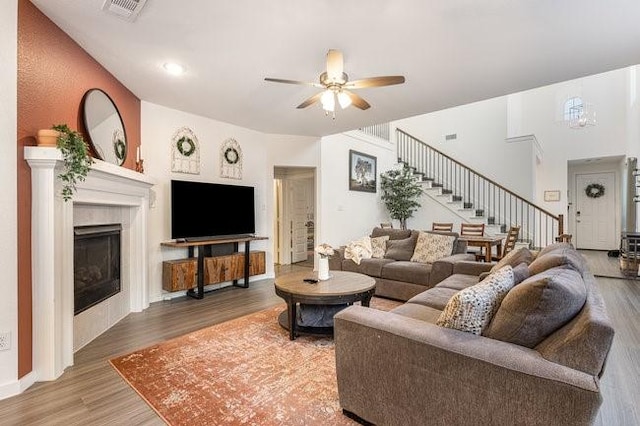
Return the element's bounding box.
[0,332,10,351]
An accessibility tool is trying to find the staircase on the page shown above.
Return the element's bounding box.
[396,128,564,249]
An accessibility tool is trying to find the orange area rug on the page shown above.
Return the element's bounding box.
[109,298,400,425]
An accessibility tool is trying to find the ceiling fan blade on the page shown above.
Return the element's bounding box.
[344,90,371,110]
[296,92,323,109]
[326,49,344,81]
[264,77,320,87]
[344,76,406,89]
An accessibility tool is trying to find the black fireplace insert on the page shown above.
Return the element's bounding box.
[74,224,122,315]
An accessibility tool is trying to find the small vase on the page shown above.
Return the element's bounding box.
[318,257,330,280]
[36,129,60,147]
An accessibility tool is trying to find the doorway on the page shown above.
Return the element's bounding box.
[568,157,624,251]
[273,167,316,267]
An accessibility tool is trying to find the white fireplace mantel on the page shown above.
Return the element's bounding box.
[25,147,156,381]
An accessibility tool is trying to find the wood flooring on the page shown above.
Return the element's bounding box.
[0,258,638,425]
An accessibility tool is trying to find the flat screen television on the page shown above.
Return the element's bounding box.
[171,180,255,241]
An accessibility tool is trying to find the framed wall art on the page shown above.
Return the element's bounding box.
[544,190,561,202]
[171,127,200,174]
[220,138,243,179]
[349,150,377,193]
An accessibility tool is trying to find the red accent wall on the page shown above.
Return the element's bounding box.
[17,0,141,377]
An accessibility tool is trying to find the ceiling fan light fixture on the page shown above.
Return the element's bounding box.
[337,91,352,109]
[321,90,335,112]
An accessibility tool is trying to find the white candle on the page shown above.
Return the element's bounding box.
[136,146,141,162]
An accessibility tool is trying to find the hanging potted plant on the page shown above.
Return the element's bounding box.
[380,164,424,230]
[51,124,94,202]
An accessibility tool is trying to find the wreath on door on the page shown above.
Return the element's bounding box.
[585,183,605,198]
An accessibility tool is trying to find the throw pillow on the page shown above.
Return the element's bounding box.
[490,247,534,273]
[483,267,587,348]
[384,233,418,261]
[410,231,456,264]
[527,247,587,276]
[436,266,516,335]
[371,235,390,258]
[344,237,373,265]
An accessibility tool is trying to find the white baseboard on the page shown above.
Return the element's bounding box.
[0,371,37,400]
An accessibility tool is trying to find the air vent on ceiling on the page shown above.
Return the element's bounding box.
[445,133,457,141]
[102,0,148,22]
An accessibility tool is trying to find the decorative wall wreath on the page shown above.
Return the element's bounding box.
[224,147,240,164]
[114,139,126,161]
[176,136,196,157]
[585,183,605,198]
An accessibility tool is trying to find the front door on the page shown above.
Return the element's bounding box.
[575,172,616,250]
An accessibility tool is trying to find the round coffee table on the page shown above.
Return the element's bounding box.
[274,270,376,340]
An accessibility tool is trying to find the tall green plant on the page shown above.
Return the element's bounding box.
[53,124,94,201]
[380,164,424,230]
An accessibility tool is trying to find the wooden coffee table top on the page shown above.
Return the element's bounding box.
[274,270,375,297]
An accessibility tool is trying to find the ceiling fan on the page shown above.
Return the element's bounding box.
[264,49,405,117]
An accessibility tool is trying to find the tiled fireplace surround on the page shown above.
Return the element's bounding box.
[25,147,155,382]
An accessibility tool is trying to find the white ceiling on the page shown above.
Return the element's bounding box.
[30,0,640,137]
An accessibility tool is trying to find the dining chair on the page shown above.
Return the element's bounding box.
[431,222,454,232]
[460,223,486,260]
[493,225,520,261]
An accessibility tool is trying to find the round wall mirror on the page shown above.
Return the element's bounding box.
[82,88,127,166]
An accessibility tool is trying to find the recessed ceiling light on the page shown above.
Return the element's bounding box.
[163,62,185,76]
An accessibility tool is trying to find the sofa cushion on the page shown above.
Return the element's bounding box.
[436,266,515,335]
[344,236,372,265]
[512,262,531,284]
[490,247,535,273]
[380,261,432,286]
[390,303,442,323]
[410,231,457,264]
[384,233,418,261]
[342,258,394,278]
[537,241,574,257]
[370,227,412,240]
[483,267,587,348]
[528,246,587,276]
[435,273,479,291]
[407,286,459,310]
[371,235,389,258]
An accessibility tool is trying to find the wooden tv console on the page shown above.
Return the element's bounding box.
[161,235,267,299]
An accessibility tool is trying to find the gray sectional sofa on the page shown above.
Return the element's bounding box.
[328,227,475,301]
[334,243,615,426]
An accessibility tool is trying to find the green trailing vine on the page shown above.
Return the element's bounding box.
[177,136,196,156]
[585,183,605,199]
[53,124,94,202]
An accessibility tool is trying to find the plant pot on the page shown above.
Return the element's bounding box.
[36,129,60,147]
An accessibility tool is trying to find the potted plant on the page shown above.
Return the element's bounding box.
[380,164,424,230]
[51,124,94,201]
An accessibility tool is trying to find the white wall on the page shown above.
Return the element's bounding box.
[318,132,398,247]
[393,65,640,234]
[394,96,534,198]
[0,0,19,398]
[520,66,639,219]
[141,101,272,302]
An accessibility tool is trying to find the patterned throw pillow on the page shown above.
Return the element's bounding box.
[410,231,456,264]
[344,237,373,265]
[436,266,515,335]
[371,235,390,258]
